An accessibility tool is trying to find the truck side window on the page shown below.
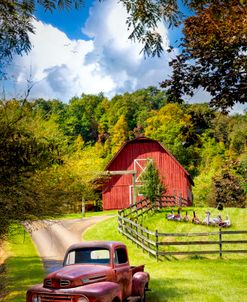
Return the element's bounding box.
[114,248,128,264]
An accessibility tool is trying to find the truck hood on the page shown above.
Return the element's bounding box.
[44,264,113,289]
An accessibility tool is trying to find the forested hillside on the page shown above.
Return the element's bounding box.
[0,87,246,239]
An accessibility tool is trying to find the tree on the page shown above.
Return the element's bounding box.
[161,0,247,112]
[144,103,197,172]
[209,165,246,208]
[0,99,66,239]
[62,94,106,143]
[139,161,166,208]
[111,115,129,155]
[0,0,84,74]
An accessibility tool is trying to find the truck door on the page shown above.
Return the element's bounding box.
[114,247,132,299]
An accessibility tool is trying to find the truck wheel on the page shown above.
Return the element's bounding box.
[139,283,148,302]
[139,290,146,302]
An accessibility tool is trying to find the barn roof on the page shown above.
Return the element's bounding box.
[105,137,194,185]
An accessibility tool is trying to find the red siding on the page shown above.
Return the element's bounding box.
[102,138,193,210]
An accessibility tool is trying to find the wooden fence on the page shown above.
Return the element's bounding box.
[119,195,188,219]
[118,207,247,259]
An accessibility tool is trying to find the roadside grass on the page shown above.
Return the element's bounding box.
[83,211,247,302]
[3,225,44,302]
[55,209,117,220]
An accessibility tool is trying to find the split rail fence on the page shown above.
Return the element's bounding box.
[118,197,247,259]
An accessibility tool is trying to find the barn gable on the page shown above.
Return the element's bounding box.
[102,137,193,210]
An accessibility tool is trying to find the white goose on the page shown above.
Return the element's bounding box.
[167,209,174,220]
[203,211,215,225]
[219,215,231,227]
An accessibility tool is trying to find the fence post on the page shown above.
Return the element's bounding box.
[136,223,139,247]
[155,229,159,261]
[118,210,120,231]
[219,228,222,258]
[141,223,144,253]
[147,227,151,257]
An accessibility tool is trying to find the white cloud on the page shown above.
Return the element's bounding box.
[5,0,173,101]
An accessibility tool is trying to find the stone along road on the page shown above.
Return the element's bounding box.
[30,215,112,273]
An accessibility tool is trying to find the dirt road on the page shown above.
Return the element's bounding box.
[30,215,112,273]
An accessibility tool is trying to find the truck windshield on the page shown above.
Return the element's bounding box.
[65,248,110,265]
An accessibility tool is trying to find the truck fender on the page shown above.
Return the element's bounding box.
[80,281,122,302]
[131,271,150,297]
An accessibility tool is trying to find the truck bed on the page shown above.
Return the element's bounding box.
[130,265,145,275]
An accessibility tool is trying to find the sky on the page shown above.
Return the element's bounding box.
[2,0,246,113]
[3,0,184,102]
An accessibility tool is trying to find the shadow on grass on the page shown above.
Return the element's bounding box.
[0,264,8,300]
[3,256,44,302]
[148,276,197,302]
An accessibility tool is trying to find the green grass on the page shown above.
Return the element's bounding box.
[3,225,44,302]
[55,210,117,220]
[141,207,247,231]
[139,207,247,259]
[83,211,247,302]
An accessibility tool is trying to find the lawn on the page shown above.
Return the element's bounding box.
[3,225,44,302]
[83,210,247,302]
[138,207,247,259]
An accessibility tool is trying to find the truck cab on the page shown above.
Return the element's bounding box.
[26,241,150,302]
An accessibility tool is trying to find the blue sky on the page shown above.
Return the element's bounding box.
[5,0,193,103]
[35,2,92,40]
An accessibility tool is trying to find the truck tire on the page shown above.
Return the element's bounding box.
[139,282,148,302]
[139,291,146,302]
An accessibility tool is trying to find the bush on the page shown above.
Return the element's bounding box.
[209,168,246,208]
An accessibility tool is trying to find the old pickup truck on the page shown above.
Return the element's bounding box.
[26,241,150,302]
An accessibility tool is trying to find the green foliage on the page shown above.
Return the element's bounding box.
[61,94,106,143]
[237,154,247,194]
[144,103,197,173]
[0,100,67,239]
[139,161,166,206]
[192,133,226,206]
[111,115,129,155]
[162,0,247,112]
[209,162,246,208]
[108,87,167,132]
[228,112,247,155]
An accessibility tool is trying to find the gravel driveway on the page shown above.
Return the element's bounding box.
[30,215,112,273]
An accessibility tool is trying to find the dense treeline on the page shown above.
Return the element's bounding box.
[0,87,246,239]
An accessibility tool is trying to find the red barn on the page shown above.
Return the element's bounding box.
[102,137,193,210]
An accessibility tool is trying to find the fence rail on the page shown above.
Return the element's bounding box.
[119,195,188,220]
[118,208,247,259]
